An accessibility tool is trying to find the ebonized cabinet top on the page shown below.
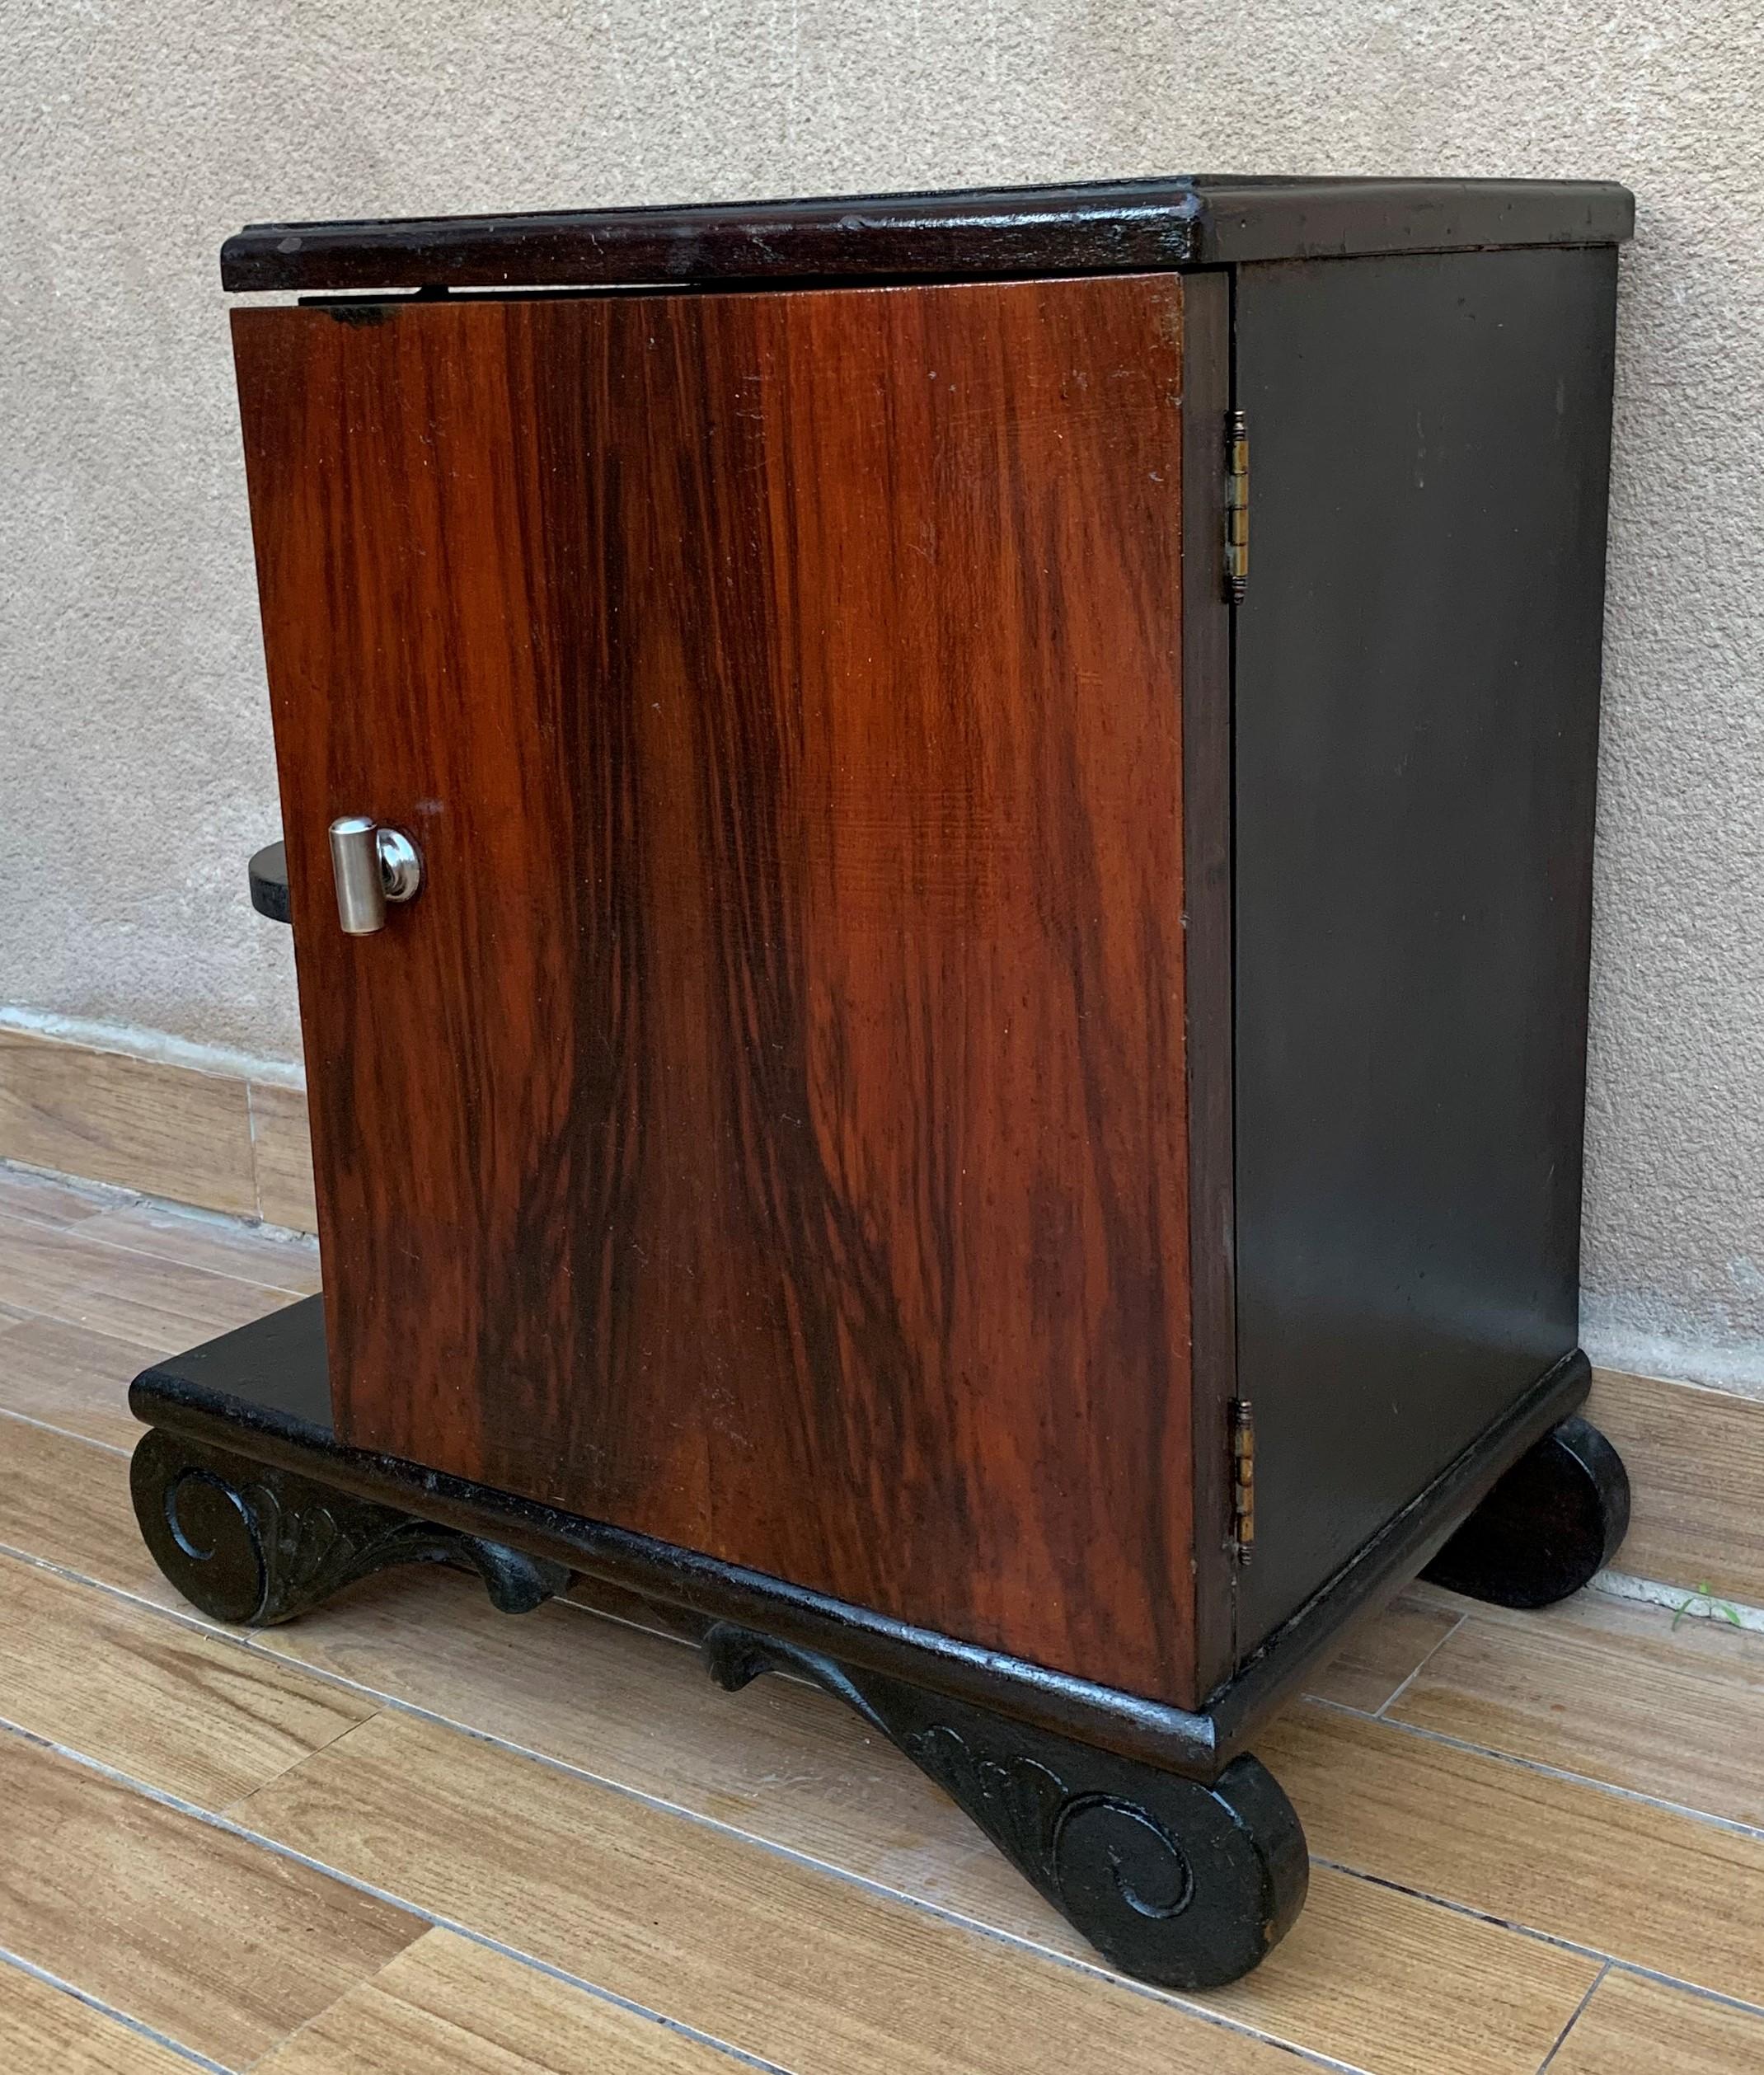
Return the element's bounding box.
[221,175,1635,295]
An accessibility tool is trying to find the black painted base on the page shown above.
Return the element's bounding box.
[121,1304,1626,1989]
[128,1415,1307,1988]
[1421,1414,1631,1609]
[130,1427,570,1627]
[703,1623,1307,1988]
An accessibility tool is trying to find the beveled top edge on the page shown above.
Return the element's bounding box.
[221,176,1635,294]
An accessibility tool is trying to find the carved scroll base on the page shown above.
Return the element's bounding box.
[130,1427,570,1627]
[703,1623,1309,1990]
[1422,1413,1631,1610]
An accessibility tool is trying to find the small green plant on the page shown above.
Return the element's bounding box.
[1670,1580,1743,1631]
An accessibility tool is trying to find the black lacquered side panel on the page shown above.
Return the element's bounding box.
[129,1303,1590,1776]
[1231,245,1619,1652]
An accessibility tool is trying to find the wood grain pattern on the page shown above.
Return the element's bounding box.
[0,1160,110,1228]
[0,1205,292,1349]
[1389,1589,1764,1827]
[1211,1868,1598,2075]
[0,1313,176,1448]
[0,1420,1616,2075]
[0,1964,195,2075]
[257,1914,1596,2075]
[0,1032,256,1217]
[1590,1366,1764,1604]
[1263,1700,1764,2004]
[255,1928,754,2075]
[0,1413,171,1602]
[241,1566,1591,2075]
[1550,1969,1764,2075]
[82,1198,321,1294]
[335,1601,1598,2075]
[233,277,1202,1703]
[0,1049,317,1236]
[1303,1591,1465,1714]
[233,1708,1297,2075]
[0,1550,374,1806]
[0,1730,420,2067]
[249,1082,319,1231]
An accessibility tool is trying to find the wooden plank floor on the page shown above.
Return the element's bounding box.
[1,1161,1761,2073]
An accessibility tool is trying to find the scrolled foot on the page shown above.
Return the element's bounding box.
[703,1624,1307,1988]
[130,1427,570,1626]
[1423,1412,1630,1609]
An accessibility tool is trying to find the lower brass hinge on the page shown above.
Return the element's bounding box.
[1230,1397,1256,1562]
[1224,410,1250,606]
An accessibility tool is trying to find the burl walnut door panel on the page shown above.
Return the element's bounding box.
[232,275,1199,1702]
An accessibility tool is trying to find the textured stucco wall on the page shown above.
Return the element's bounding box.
[3,3,1762,1387]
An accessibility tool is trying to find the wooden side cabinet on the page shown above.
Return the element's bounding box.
[129,176,1635,1988]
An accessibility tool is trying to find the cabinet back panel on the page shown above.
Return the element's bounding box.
[231,275,1200,1705]
[1232,247,1617,1654]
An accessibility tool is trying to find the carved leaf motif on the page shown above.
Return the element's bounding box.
[134,1429,563,1627]
[906,1724,1069,1890]
[253,1485,440,1615]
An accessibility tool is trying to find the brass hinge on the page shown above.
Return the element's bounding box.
[1230,1397,1256,1562]
[1224,410,1250,605]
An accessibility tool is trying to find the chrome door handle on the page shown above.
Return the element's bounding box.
[328,816,423,935]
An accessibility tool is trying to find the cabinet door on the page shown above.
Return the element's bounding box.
[233,275,1203,1703]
